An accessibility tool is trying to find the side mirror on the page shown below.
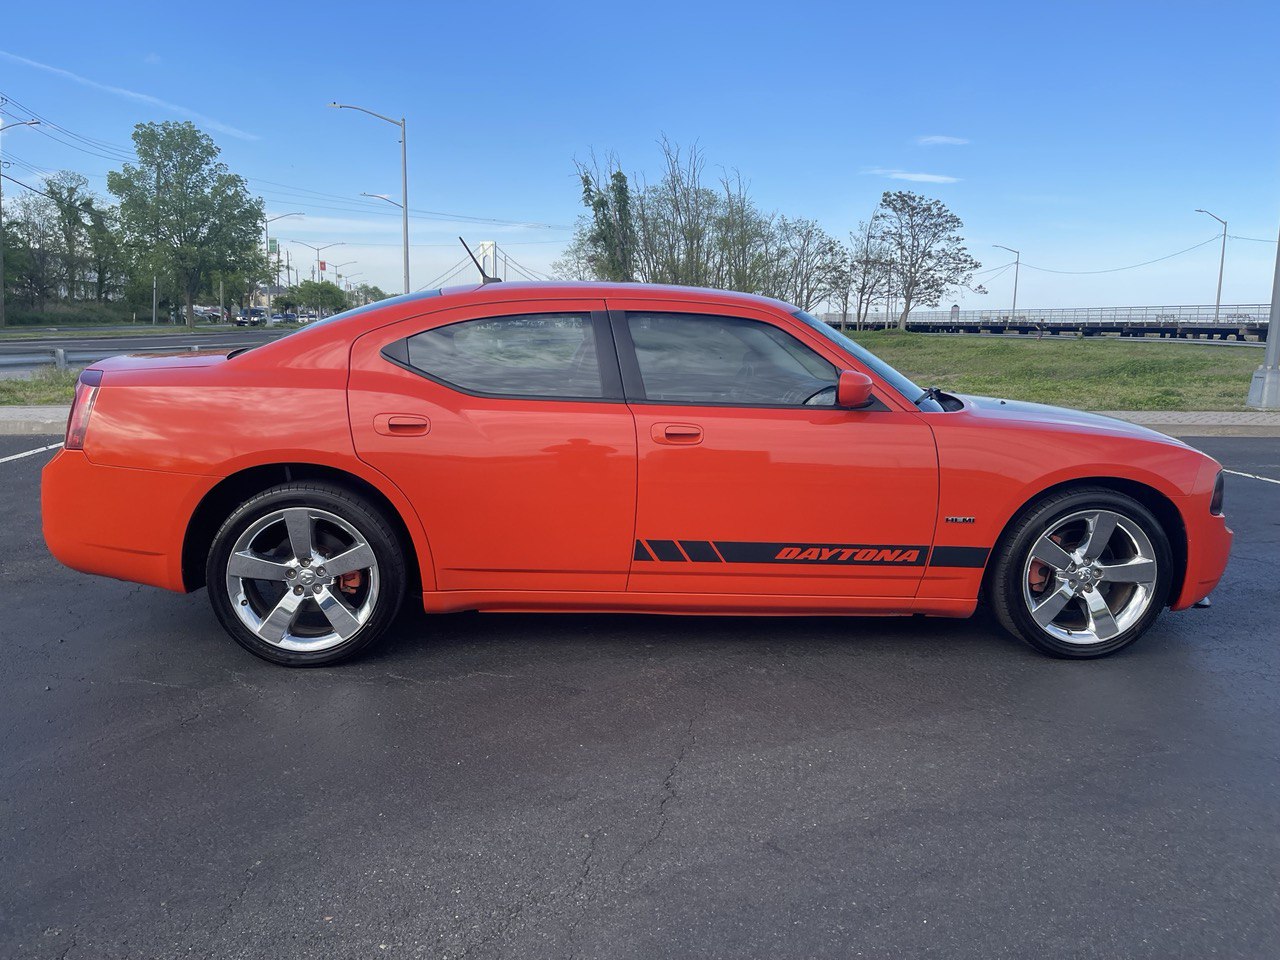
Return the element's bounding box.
[836,370,875,409]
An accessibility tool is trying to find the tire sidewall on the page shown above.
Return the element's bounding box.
[206,483,405,666]
[998,489,1173,658]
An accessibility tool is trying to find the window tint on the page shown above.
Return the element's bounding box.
[627,312,837,405]
[407,313,603,398]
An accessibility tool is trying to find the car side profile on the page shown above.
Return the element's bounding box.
[42,282,1232,666]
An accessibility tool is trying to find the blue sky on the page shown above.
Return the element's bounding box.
[2,0,1278,308]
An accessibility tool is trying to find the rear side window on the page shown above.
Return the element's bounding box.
[406,313,603,398]
[626,312,837,405]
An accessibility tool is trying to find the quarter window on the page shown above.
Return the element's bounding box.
[406,313,603,398]
[626,312,837,405]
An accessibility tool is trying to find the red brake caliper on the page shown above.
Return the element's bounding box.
[339,572,363,596]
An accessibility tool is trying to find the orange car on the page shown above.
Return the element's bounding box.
[42,283,1231,665]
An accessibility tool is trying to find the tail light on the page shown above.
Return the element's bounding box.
[1209,470,1224,515]
[65,369,103,450]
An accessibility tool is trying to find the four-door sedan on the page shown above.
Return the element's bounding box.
[42,282,1231,666]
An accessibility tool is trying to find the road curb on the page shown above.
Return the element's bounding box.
[2,406,1279,438]
[0,406,68,436]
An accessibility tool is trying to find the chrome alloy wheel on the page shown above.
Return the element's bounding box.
[1021,509,1159,646]
[225,507,381,652]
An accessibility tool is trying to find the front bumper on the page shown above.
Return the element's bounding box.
[42,448,214,592]
[1171,509,1232,611]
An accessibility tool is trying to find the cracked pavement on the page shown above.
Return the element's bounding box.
[1,436,1278,959]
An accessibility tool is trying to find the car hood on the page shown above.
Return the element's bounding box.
[955,394,1184,445]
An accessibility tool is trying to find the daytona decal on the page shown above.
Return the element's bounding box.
[633,540,989,568]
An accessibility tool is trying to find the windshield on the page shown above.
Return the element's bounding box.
[792,310,943,412]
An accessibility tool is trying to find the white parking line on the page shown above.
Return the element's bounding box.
[1224,468,1280,486]
[0,442,62,465]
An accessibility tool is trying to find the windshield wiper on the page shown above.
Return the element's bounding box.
[914,385,945,407]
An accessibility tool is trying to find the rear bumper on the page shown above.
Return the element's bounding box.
[1172,509,1232,611]
[42,448,213,592]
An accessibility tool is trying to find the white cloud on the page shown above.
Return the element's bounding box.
[916,135,970,146]
[864,168,961,184]
[143,52,162,65]
[0,49,257,141]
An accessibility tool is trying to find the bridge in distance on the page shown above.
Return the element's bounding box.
[822,303,1271,342]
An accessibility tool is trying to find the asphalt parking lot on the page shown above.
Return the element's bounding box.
[2,436,1277,959]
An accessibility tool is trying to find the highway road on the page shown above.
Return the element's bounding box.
[1,435,1277,959]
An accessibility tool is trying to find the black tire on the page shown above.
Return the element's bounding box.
[206,481,407,666]
[988,486,1173,658]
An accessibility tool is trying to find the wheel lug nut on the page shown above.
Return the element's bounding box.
[312,585,322,594]
[286,570,296,579]
[293,586,303,595]
[316,567,326,577]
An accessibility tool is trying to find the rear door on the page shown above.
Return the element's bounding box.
[611,298,938,601]
[348,298,637,593]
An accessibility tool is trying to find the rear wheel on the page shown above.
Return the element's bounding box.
[990,487,1173,658]
[206,482,406,666]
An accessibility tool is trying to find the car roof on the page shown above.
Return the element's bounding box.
[434,281,800,313]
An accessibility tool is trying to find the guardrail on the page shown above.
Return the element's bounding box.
[0,343,221,371]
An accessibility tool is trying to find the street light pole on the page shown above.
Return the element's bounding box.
[264,212,303,320]
[1247,219,1280,409]
[1195,209,1227,325]
[0,117,40,328]
[994,244,1021,321]
[331,102,409,294]
[292,240,344,315]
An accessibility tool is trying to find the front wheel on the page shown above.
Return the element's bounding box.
[206,482,406,666]
[989,487,1173,658]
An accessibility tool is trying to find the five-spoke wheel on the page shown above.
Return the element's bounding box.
[991,488,1172,657]
[208,483,406,665]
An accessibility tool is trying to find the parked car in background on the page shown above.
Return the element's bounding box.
[42,282,1231,667]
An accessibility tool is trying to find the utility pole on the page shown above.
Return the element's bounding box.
[264,213,302,321]
[994,245,1020,321]
[151,275,157,325]
[1247,219,1280,409]
[332,102,410,293]
[0,115,41,328]
[1196,209,1228,325]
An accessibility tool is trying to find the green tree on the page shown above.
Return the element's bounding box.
[576,156,636,282]
[877,191,981,329]
[292,279,347,316]
[107,121,264,328]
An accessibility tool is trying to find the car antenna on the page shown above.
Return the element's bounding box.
[459,237,501,284]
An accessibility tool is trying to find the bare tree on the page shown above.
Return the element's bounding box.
[769,216,842,313]
[877,191,981,329]
[848,216,892,329]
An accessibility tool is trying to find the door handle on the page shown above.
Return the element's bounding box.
[652,422,703,445]
[374,414,430,437]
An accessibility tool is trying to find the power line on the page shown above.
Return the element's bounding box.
[1229,234,1278,243]
[1021,236,1219,275]
[1,172,53,199]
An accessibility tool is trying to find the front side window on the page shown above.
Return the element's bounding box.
[406,313,603,398]
[627,312,837,405]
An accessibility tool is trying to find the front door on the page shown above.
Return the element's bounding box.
[611,300,938,600]
[349,299,637,593]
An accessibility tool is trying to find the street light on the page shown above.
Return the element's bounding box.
[264,212,303,318]
[993,244,1021,322]
[1195,209,1228,325]
[330,101,409,294]
[292,240,345,315]
[0,117,40,328]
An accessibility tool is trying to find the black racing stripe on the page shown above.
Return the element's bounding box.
[646,540,687,562]
[678,540,722,563]
[929,546,991,568]
[633,540,654,561]
[713,542,928,565]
